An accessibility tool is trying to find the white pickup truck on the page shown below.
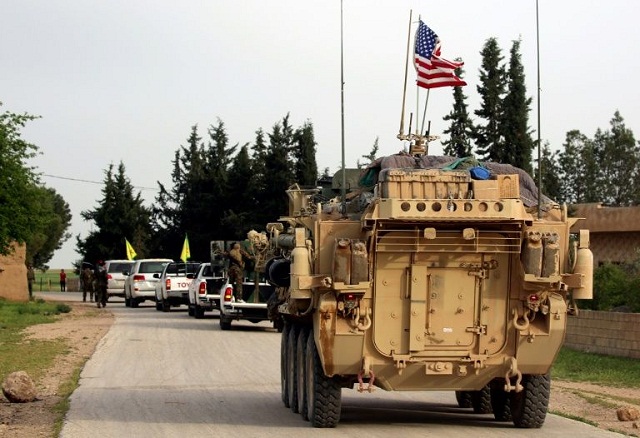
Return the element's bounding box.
[218,275,276,330]
[154,261,201,312]
[187,262,226,318]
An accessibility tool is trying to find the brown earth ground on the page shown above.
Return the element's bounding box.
[0,301,639,438]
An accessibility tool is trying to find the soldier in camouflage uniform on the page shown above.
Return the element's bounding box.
[94,260,108,308]
[81,267,94,302]
[226,242,253,303]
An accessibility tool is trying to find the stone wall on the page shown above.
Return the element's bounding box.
[565,310,640,359]
[0,243,29,302]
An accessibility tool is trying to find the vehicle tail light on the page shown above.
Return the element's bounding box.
[340,293,361,310]
[528,293,539,304]
[133,274,145,281]
[223,286,233,302]
[165,278,171,291]
[199,282,207,295]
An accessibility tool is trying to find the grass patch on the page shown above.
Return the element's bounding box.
[552,347,640,388]
[571,391,621,409]
[0,299,72,382]
[52,367,83,437]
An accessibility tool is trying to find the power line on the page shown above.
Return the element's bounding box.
[41,173,158,191]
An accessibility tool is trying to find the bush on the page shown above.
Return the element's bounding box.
[581,258,640,312]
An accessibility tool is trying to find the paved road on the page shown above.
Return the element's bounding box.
[37,292,621,438]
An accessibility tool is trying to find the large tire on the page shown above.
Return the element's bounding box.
[305,330,341,428]
[455,390,473,408]
[471,385,492,414]
[490,379,512,422]
[287,324,300,413]
[188,304,195,317]
[195,307,205,319]
[162,299,170,312]
[220,316,232,331]
[296,326,310,420]
[510,374,550,428]
[131,298,139,308]
[124,292,131,307]
[281,323,290,407]
[155,300,162,311]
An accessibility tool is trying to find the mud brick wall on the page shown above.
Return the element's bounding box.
[0,242,28,302]
[565,310,640,359]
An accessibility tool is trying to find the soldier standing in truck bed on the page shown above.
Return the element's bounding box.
[226,242,253,303]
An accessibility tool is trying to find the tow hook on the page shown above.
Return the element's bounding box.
[357,356,376,393]
[504,357,523,392]
[512,307,530,331]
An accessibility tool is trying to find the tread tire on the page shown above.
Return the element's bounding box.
[490,379,512,421]
[305,330,341,428]
[287,324,300,413]
[219,317,232,331]
[510,374,550,428]
[281,323,290,407]
[296,326,310,420]
[195,307,205,319]
[471,385,492,414]
[455,390,473,408]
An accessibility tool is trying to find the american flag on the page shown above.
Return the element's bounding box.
[414,20,467,89]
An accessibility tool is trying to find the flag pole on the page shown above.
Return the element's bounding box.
[398,9,412,140]
[340,0,347,218]
[536,0,542,218]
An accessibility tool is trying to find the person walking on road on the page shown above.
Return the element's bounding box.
[94,260,108,308]
[59,269,67,292]
[81,266,94,302]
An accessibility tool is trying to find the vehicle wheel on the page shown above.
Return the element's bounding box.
[472,385,492,414]
[305,329,341,428]
[195,307,205,319]
[162,299,170,312]
[188,304,195,317]
[287,324,300,413]
[455,390,473,408]
[125,292,131,307]
[281,323,290,408]
[274,318,284,333]
[296,326,310,420]
[510,374,550,428]
[490,379,512,421]
[131,298,139,308]
[155,300,162,311]
[220,317,232,331]
[248,318,261,324]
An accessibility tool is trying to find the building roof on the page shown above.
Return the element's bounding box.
[571,203,640,233]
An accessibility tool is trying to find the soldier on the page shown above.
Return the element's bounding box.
[94,260,108,308]
[226,242,253,303]
[81,266,94,302]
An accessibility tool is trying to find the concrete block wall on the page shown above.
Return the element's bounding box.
[565,310,640,359]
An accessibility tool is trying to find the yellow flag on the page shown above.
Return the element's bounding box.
[125,238,137,260]
[180,235,190,262]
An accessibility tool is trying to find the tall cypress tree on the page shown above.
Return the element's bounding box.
[205,119,236,239]
[473,37,506,162]
[442,64,474,157]
[262,115,294,222]
[223,144,255,237]
[534,142,561,202]
[502,39,534,173]
[77,162,152,263]
[557,130,600,204]
[292,120,318,186]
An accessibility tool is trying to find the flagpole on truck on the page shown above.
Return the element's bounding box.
[536,0,542,218]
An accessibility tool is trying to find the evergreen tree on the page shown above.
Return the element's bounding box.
[473,38,506,162]
[357,137,380,169]
[442,65,474,157]
[223,144,255,238]
[534,142,562,202]
[557,130,600,204]
[292,120,318,186]
[249,128,270,228]
[502,39,534,173]
[262,115,294,222]
[204,119,236,239]
[77,162,152,264]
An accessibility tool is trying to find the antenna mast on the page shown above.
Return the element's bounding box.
[340,0,347,217]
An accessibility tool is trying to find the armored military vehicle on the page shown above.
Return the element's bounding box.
[264,134,593,428]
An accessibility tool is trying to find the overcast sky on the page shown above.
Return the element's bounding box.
[2,0,638,267]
